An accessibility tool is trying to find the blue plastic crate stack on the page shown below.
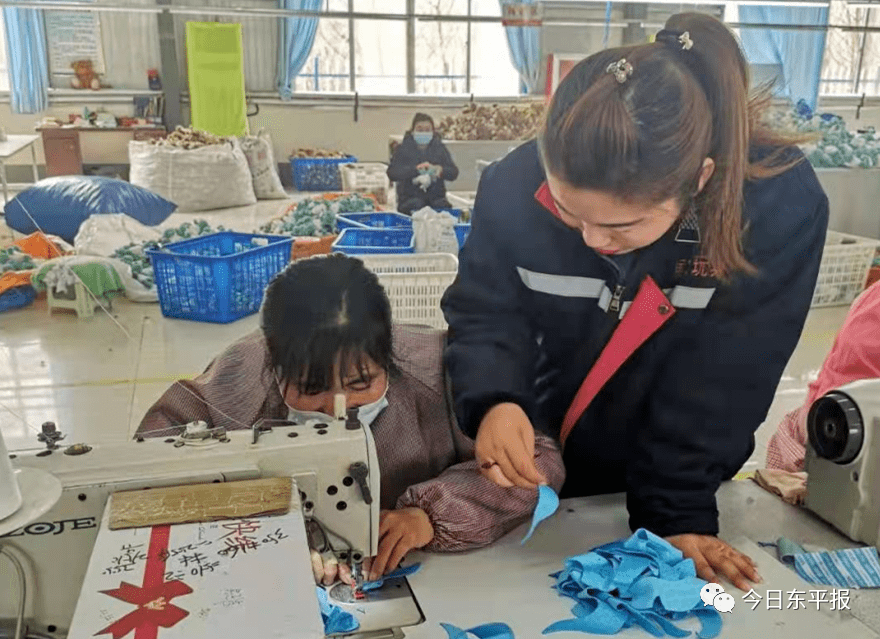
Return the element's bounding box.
[290,149,357,191]
[334,209,471,254]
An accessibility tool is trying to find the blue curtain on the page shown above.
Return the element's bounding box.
[739,6,828,111]
[277,0,323,99]
[3,8,49,114]
[499,0,541,94]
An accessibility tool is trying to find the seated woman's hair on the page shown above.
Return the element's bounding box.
[261,254,396,394]
[411,112,435,131]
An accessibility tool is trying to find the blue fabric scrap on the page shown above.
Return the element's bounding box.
[542,528,723,638]
[521,485,560,544]
[360,562,422,592]
[315,586,360,635]
[440,622,515,639]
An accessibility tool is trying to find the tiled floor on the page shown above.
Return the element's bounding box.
[0,197,853,472]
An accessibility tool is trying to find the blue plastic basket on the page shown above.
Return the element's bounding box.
[0,285,36,313]
[291,156,357,192]
[332,228,415,255]
[336,212,413,231]
[147,232,293,323]
[455,223,471,249]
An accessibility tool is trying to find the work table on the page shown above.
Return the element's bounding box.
[402,480,879,638]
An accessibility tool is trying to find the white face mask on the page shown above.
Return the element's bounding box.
[280,380,390,429]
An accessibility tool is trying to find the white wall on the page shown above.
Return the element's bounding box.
[0,100,471,170]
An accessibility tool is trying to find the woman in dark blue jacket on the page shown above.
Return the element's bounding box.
[388,113,460,214]
[442,13,828,590]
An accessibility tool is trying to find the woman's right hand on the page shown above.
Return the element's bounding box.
[476,403,548,489]
[310,550,354,587]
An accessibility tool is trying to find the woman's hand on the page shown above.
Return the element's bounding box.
[476,403,548,489]
[666,534,762,592]
[416,162,431,172]
[365,508,434,581]
[310,550,354,587]
[432,164,443,178]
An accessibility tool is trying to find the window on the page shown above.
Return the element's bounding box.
[293,0,521,95]
[415,14,468,94]
[0,12,8,92]
[294,17,351,93]
[820,2,880,96]
[354,19,407,94]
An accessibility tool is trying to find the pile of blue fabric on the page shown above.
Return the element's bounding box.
[544,529,722,638]
[315,586,359,635]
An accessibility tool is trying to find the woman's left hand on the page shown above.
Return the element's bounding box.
[432,165,443,178]
[666,534,762,591]
[365,508,434,581]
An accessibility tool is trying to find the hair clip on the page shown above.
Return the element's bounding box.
[678,31,694,50]
[655,29,695,51]
[606,59,634,84]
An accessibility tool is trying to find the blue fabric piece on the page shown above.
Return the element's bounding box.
[441,622,515,639]
[359,563,421,592]
[4,176,177,243]
[522,485,559,544]
[315,586,360,634]
[277,0,323,99]
[2,7,49,114]
[0,285,36,313]
[543,529,723,638]
[738,6,828,111]
[792,546,880,589]
[499,0,540,93]
[693,608,723,639]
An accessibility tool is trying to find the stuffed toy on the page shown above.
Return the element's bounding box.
[70,60,102,90]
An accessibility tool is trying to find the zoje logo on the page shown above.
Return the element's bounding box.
[1,517,97,537]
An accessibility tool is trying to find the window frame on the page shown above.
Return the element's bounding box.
[295,0,522,97]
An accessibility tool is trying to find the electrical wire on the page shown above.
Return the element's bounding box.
[0,545,27,639]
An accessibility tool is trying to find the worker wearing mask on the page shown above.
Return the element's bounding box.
[441,12,829,591]
[137,254,564,586]
[387,113,459,215]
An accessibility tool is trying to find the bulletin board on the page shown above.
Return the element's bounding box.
[45,10,106,75]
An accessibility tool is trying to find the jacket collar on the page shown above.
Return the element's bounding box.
[534,181,561,220]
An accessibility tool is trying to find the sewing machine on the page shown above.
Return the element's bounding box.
[0,408,424,639]
[805,379,880,550]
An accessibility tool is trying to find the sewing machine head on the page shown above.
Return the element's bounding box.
[0,408,413,638]
[805,379,880,549]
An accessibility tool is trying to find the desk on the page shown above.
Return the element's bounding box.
[39,127,166,177]
[403,481,880,638]
[0,134,39,202]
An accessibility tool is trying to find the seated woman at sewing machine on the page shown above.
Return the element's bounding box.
[136,253,565,586]
[765,280,880,476]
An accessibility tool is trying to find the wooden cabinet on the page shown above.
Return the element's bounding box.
[41,128,83,176]
[39,127,167,177]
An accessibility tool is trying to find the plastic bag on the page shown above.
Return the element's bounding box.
[74,214,163,257]
[412,207,458,255]
[129,139,257,212]
[240,130,287,200]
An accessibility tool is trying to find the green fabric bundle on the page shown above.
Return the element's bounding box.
[260,194,377,236]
